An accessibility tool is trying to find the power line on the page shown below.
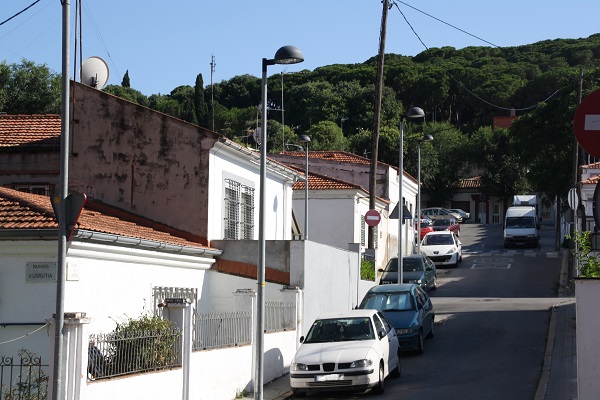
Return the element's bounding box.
[0,0,43,27]
[391,1,561,112]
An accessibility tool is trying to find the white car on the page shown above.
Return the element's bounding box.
[290,309,400,396]
[420,231,462,267]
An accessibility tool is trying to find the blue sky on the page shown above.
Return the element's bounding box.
[2,0,599,96]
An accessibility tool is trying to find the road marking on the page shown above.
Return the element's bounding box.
[470,257,512,269]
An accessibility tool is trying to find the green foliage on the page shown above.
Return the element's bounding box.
[0,60,60,114]
[1,349,47,400]
[112,314,180,369]
[306,121,347,150]
[568,230,600,278]
[121,70,130,88]
[361,258,375,281]
[104,84,148,106]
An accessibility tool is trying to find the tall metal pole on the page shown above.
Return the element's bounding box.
[281,72,285,151]
[304,142,309,240]
[53,1,70,399]
[417,142,422,254]
[255,57,270,400]
[398,122,404,283]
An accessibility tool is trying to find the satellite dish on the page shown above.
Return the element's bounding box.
[81,56,109,89]
[253,127,262,145]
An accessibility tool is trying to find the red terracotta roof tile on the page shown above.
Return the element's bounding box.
[459,176,481,189]
[0,115,61,149]
[0,187,214,250]
[281,150,372,165]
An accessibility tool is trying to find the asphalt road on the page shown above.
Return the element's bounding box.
[294,223,562,400]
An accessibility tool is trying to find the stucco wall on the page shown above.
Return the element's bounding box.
[69,82,216,240]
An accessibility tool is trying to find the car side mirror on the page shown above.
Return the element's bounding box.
[378,268,384,272]
[299,336,305,343]
[378,330,386,339]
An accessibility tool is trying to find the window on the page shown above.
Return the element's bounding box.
[360,216,378,249]
[224,178,255,239]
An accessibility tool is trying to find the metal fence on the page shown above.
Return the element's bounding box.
[193,311,252,350]
[88,328,182,381]
[0,352,48,400]
[192,301,296,351]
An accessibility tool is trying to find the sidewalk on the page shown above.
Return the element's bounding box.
[257,250,578,400]
[534,250,578,400]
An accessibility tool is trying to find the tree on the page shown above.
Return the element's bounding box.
[103,85,148,107]
[0,60,61,114]
[121,70,130,88]
[194,74,209,128]
[306,121,347,151]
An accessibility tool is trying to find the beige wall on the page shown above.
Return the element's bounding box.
[69,82,218,242]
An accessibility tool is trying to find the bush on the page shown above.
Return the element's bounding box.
[568,230,600,278]
[361,258,375,281]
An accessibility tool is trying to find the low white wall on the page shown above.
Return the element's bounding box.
[576,278,600,400]
[81,330,297,400]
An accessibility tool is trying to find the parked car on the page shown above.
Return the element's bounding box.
[420,231,462,267]
[431,217,460,236]
[415,218,434,240]
[378,254,437,290]
[358,283,435,354]
[290,309,400,396]
[448,208,470,221]
[421,207,463,222]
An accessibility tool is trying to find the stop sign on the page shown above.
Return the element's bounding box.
[574,88,600,158]
[364,209,381,227]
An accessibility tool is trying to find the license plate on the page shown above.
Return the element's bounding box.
[315,374,343,382]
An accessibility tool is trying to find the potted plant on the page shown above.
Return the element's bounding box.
[569,230,600,399]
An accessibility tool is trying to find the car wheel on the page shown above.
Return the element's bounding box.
[390,351,401,378]
[292,389,306,397]
[426,317,435,338]
[416,330,424,354]
[373,362,385,394]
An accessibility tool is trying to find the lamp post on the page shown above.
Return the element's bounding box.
[416,133,434,255]
[298,134,311,240]
[256,45,303,400]
[398,107,425,284]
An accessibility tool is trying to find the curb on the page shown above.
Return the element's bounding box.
[533,249,569,400]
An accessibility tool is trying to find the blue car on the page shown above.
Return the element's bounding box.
[358,283,435,354]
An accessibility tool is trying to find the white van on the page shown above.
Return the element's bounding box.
[503,206,540,248]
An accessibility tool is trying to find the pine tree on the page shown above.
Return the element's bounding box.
[121,70,130,88]
[194,73,209,128]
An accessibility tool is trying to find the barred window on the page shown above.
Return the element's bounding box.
[224,179,255,239]
[360,215,378,249]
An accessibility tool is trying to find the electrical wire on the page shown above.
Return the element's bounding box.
[0,0,43,27]
[391,1,562,112]
[0,323,50,345]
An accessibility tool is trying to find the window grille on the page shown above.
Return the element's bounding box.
[224,179,255,239]
[361,216,365,246]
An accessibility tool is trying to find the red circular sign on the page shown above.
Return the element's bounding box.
[364,209,381,226]
[574,88,600,158]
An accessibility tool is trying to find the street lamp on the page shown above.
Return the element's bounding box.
[398,107,425,284]
[256,45,304,400]
[298,133,311,240]
[416,132,434,255]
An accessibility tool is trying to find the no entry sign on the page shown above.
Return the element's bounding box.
[364,209,381,227]
[574,88,600,158]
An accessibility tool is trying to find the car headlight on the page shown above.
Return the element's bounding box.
[446,247,456,255]
[292,363,309,371]
[505,234,513,238]
[350,359,373,368]
[396,328,413,335]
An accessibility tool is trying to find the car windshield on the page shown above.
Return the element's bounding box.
[360,292,415,312]
[506,216,535,228]
[432,219,450,227]
[304,317,374,343]
[384,257,423,272]
[423,234,453,246]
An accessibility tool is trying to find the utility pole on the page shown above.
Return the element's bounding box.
[210,54,216,131]
[368,0,389,249]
